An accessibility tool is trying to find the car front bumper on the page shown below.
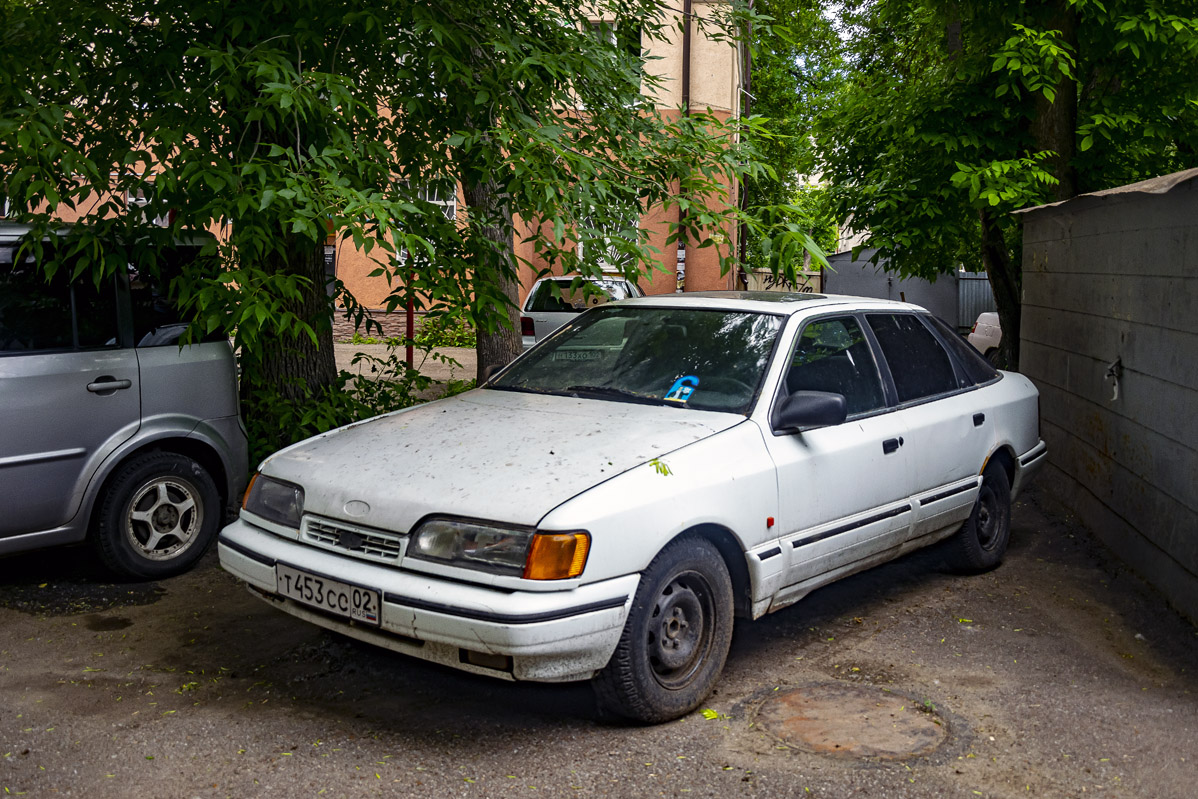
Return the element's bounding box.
[217,519,637,683]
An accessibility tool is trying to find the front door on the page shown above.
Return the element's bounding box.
[762,315,913,594]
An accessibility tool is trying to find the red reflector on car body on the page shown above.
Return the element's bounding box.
[520,316,535,336]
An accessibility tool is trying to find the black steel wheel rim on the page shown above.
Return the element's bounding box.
[647,571,715,690]
[976,484,999,551]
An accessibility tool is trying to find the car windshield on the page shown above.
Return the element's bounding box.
[491,306,783,413]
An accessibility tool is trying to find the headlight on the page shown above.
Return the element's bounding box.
[242,473,305,529]
[409,518,590,580]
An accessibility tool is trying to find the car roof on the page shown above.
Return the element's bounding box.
[0,221,214,247]
[617,290,928,317]
[534,275,632,285]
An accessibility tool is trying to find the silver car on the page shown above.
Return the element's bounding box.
[0,224,248,579]
[520,276,644,349]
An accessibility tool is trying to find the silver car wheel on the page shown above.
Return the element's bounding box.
[123,476,204,561]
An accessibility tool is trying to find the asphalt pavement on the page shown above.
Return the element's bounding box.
[1,487,1195,798]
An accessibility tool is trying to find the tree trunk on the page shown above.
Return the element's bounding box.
[240,232,337,404]
[979,206,1021,370]
[1030,0,1079,201]
[462,178,522,382]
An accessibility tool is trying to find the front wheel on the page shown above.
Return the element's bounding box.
[93,452,221,580]
[946,461,1011,573]
[594,536,734,724]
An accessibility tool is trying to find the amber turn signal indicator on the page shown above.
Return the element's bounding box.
[523,532,590,580]
[241,472,260,510]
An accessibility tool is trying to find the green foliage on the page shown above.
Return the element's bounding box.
[741,0,843,273]
[413,315,475,349]
[244,344,472,465]
[1,0,827,459]
[813,0,1198,355]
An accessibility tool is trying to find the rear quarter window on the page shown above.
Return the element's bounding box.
[925,314,1000,385]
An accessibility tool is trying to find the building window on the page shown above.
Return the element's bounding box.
[578,210,639,274]
[421,184,457,222]
[127,186,168,227]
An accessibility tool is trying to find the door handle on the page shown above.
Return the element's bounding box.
[87,377,133,395]
[973,413,986,427]
[882,436,904,454]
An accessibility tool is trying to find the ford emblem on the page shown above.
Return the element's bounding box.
[343,500,370,517]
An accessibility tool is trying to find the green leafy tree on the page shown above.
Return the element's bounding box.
[1,0,819,457]
[816,0,1198,367]
[741,0,842,280]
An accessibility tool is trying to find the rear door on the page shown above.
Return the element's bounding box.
[0,249,140,537]
[864,313,994,540]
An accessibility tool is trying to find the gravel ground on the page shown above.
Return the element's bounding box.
[1,489,1194,798]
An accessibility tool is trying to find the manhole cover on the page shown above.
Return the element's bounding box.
[756,683,947,759]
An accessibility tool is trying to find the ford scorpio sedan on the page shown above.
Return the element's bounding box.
[218,292,1046,723]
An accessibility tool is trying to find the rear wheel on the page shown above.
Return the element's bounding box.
[594,537,734,724]
[93,452,221,580]
[946,461,1011,573]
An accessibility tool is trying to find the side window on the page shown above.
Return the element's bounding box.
[867,313,958,402]
[784,316,886,415]
[130,245,210,347]
[0,247,118,352]
[925,314,1000,385]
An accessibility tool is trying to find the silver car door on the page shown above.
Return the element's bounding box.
[0,269,140,537]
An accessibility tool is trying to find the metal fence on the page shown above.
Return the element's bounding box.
[958,271,997,329]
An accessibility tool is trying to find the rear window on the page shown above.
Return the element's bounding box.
[525,279,637,313]
[130,245,219,347]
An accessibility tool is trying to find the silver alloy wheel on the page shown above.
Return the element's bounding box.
[123,476,203,561]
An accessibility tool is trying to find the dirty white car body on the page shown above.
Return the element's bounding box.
[219,292,1046,723]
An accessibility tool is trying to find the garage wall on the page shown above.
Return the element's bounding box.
[1018,171,1198,622]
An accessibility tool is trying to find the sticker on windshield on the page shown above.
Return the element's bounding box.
[665,375,699,403]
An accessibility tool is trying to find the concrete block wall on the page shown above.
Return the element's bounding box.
[1018,175,1198,622]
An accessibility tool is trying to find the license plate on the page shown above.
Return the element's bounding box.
[275,564,381,626]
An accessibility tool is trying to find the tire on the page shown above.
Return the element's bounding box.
[93,452,221,580]
[946,461,1012,573]
[594,536,734,724]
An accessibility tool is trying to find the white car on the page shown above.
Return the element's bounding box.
[520,275,643,349]
[967,311,1002,364]
[219,292,1046,723]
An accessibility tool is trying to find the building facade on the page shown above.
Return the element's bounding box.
[332,1,745,316]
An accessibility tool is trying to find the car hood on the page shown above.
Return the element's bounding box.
[261,389,744,530]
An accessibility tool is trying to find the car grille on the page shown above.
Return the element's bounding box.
[301,517,405,563]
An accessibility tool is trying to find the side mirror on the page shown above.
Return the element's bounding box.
[771,390,847,434]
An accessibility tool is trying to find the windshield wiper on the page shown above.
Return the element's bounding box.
[486,384,560,396]
[564,385,682,408]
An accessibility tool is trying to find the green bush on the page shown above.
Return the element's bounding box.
[413,315,475,348]
[243,347,477,465]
